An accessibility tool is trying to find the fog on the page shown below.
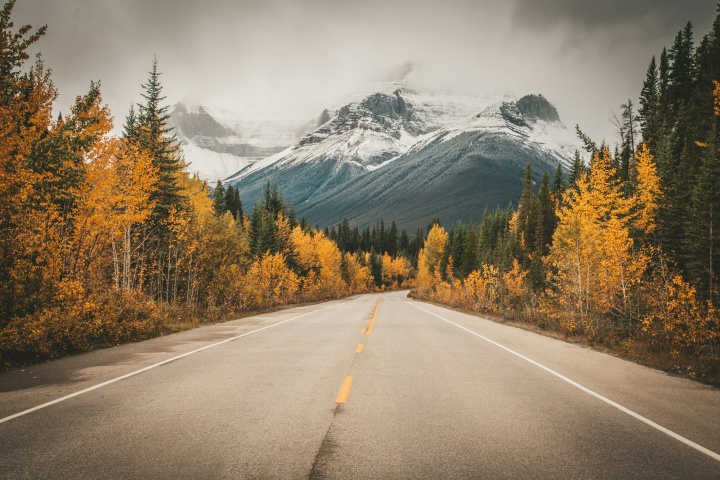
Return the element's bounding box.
[12,0,717,143]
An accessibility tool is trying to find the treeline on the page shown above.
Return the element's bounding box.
[324,219,424,263]
[413,10,720,382]
[0,1,409,366]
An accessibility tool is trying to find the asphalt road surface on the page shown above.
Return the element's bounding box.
[1,291,719,479]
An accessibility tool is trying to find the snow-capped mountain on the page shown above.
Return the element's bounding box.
[225,83,501,209]
[405,94,579,170]
[169,102,316,182]
[225,84,581,230]
[296,93,582,230]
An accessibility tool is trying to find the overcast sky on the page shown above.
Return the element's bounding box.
[12,0,717,143]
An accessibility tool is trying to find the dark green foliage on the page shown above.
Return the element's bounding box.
[638,6,720,299]
[387,221,399,256]
[370,248,382,287]
[516,164,535,252]
[458,221,478,278]
[535,172,556,256]
[448,222,466,274]
[136,59,185,223]
[552,163,564,202]
[249,182,286,256]
[618,99,638,183]
[569,150,586,188]
[224,184,242,220]
[212,180,226,216]
[683,130,720,301]
[122,104,138,140]
[0,0,46,100]
[576,125,598,155]
[639,56,660,152]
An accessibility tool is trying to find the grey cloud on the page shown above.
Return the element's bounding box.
[8,0,720,144]
[512,0,716,42]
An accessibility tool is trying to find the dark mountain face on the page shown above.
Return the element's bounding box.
[516,94,561,123]
[295,129,565,231]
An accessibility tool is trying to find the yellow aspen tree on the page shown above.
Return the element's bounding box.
[546,147,637,337]
[244,252,299,307]
[380,253,410,288]
[503,258,527,309]
[344,252,373,293]
[633,143,663,236]
[416,224,448,294]
[107,140,158,292]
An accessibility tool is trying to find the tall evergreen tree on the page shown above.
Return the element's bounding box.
[212,180,226,216]
[223,184,242,220]
[639,56,659,148]
[667,23,696,118]
[122,104,138,140]
[516,163,535,247]
[535,171,556,256]
[569,150,586,188]
[136,58,185,223]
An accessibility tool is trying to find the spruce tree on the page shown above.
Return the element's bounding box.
[388,221,398,256]
[459,221,478,277]
[516,164,535,255]
[136,58,185,223]
[212,180,226,216]
[535,171,556,256]
[667,23,696,119]
[639,56,659,150]
[223,184,242,220]
[569,151,585,188]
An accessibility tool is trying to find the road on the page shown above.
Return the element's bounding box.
[1,291,719,479]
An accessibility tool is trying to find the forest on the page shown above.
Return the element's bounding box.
[0,0,718,385]
[0,0,410,366]
[413,10,720,383]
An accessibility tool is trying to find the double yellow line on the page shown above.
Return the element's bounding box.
[336,298,382,404]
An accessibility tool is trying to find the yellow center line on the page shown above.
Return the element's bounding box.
[356,343,364,353]
[366,298,381,334]
[361,328,366,333]
[336,376,353,404]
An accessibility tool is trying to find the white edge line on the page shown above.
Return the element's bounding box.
[0,296,363,425]
[407,300,720,464]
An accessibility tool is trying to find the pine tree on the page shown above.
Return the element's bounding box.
[123,104,137,140]
[398,228,410,256]
[569,151,586,188]
[684,86,720,301]
[459,221,478,277]
[136,58,185,223]
[516,163,535,251]
[535,171,556,256]
[212,180,226,216]
[388,220,398,256]
[639,56,660,152]
[223,184,242,220]
[552,163,564,199]
[667,23,696,119]
[619,99,638,182]
[658,47,670,116]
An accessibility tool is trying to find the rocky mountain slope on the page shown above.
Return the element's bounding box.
[226,86,580,230]
[225,84,499,212]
